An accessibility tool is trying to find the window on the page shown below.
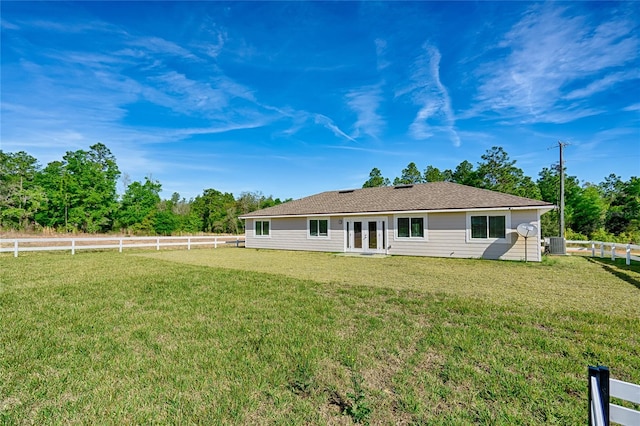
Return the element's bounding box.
[469,215,506,239]
[489,216,506,238]
[309,219,329,237]
[396,216,425,239]
[255,220,270,237]
[471,216,487,239]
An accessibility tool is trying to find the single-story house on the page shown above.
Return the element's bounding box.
[239,182,555,261]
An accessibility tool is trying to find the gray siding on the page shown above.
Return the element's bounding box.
[387,210,541,261]
[245,217,344,252]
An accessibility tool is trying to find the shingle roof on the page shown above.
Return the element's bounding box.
[240,182,555,218]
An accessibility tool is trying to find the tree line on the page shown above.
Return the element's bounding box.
[363,146,639,243]
[2,144,638,242]
[0,143,287,235]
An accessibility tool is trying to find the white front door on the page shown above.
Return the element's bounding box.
[345,218,386,253]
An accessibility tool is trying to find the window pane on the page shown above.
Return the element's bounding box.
[368,221,377,249]
[263,221,270,236]
[411,218,424,237]
[310,220,318,236]
[319,219,328,236]
[255,221,262,236]
[489,216,505,238]
[398,218,410,238]
[471,216,487,239]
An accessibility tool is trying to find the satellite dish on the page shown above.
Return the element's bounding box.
[516,223,538,262]
[516,223,538,238]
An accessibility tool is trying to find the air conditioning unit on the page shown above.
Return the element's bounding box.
[548,237,566,255]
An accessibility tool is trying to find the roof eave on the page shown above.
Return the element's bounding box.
[239,204,556,219]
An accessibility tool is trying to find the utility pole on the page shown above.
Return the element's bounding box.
[554,141,571,250]
[547,140,570,254]
[559,141,565,241]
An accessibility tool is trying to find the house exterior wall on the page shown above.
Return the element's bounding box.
[386,210,541,261]
[245,217,344,252]
[245,209,543,261]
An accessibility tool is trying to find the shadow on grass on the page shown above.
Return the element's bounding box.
[585,257,640,290]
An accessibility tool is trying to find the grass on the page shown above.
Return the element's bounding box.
[1,249,639,424]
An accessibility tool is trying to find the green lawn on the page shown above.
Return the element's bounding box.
[1,249,639,424]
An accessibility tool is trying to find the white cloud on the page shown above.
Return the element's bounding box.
[565,70,640,100]
[127,36,200,61]
[314,114,357,142]
[473,4,640,123]
[1,19,20,30]
[24,18,122,35]
[623,103,640,112]
[401,44,460,147]
[374,38,390,71]
[277,109,358,143]
[346,85,384,140]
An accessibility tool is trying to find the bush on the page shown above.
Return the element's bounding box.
[565,228,588,241]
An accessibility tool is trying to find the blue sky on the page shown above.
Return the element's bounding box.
[2,1,639,200]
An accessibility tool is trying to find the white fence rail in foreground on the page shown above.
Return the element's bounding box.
[0,236,245,257]
[566,240,640,266]
[589,366,640,426]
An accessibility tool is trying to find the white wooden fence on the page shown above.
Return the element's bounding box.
[566,240,640,266]
[589,366,640,426]
[0,235,245,257]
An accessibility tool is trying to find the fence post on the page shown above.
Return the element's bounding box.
[156,237,160,251]
[600,243,604,258]
[72,239,75,255]
[589,366,599,426]
[627,244,631,266]
[611,244,616,261]
[588,365,610,426]
[119,238,123,253]
[188,237,191,250]
[215,237,217,249]
[591,242,595,257]
[14,240,18,258]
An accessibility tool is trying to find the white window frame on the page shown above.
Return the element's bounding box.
[393,214,428,241]
[465,211,511,244]
[307,217,330,239]
[254,219,271,238]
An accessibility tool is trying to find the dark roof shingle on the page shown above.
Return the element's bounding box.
[240,182,554,218]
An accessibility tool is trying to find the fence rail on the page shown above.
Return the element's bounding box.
[0,236,245,257]
[565,240,640,266]
[589,365,640,426]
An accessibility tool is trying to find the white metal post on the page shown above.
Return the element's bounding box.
[72,239,75,255]
[590,375,607,426]
[188,237,191,250]
[119,238,123,253]
[214,237,217,249]
[627,244,631,266]
[591,242,595,257]
[156,238,160,251]
[612,244,616,261]
[601,243,605,258]
[14,240,18,258]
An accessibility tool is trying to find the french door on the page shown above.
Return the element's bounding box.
[346,218,386,253]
